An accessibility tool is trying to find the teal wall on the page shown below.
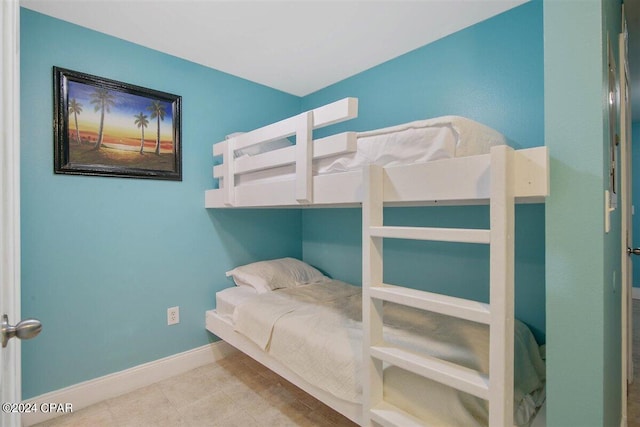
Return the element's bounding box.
[544,0,622,425]
[20,9,302,399]
[300,1,546,341]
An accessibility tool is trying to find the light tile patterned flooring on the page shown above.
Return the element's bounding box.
[32,301,640,426]
[34,352,357,427]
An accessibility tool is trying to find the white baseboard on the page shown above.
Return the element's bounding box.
[21,341,237,426]
[634,287,640,300]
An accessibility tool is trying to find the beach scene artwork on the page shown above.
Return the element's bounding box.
[67,81,175,169]
[54,67,181,180]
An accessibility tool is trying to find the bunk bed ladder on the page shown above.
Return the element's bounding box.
[362,145,515,427]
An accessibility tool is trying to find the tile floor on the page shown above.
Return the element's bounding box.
[33,352,357,427]
[33,301,640,426]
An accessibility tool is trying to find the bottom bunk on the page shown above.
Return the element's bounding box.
[206,307,362,424]
[205,260,546,427]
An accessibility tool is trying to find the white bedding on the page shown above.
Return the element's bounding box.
[234,115,506,186]
[215,286,257,320]
[230,280,545,426]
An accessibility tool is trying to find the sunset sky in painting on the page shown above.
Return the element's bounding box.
[67,80,174,142]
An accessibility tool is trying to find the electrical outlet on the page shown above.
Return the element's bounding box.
[167,306,179,325]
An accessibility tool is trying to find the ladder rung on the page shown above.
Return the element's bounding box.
[370,345,489,400]
[370,284,491,325]
[369,225,490,244]
[370,401,424,427]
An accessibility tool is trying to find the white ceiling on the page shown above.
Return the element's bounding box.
[21,0,528,97]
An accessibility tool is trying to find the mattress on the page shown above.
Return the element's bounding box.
[223,281,546,426]
[233,115,506,186]
[215,286,257,321]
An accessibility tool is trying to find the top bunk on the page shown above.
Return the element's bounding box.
[205,98,548,208]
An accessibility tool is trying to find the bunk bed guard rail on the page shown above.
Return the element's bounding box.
[212,97,359,206]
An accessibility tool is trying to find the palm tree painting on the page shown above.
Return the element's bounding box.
[147,100,166,156]
[54,67,181,180]
[89,87,116,150]
[68,98,83,144]
[133,112,149,154]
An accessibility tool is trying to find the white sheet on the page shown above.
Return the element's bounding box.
[233,115,506,186]
[215,286,257,321]
[319,115,505,174]
[232,280,545,426]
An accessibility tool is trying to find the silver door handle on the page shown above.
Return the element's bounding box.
[1,314,42,348]
[628,247,640,256]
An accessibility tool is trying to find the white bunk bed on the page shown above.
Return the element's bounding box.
[204,98,549,426]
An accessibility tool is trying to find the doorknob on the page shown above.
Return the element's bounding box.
[628,247,640,256]
[1,314,42,348]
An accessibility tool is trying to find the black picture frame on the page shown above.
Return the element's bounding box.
[53,67,182,181]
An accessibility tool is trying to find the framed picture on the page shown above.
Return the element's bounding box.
[53,67,182,181]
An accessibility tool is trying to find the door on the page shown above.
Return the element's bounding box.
[1,1,22,426]
[1,4,44,424]
[620,25,634,425]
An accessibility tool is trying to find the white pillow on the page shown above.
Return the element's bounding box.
[226,258,327,292]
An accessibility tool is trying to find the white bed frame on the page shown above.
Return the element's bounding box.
[205,98,549,426]
[205,310,363,424]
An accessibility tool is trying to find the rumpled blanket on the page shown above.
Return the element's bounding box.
[233,280,545,426]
